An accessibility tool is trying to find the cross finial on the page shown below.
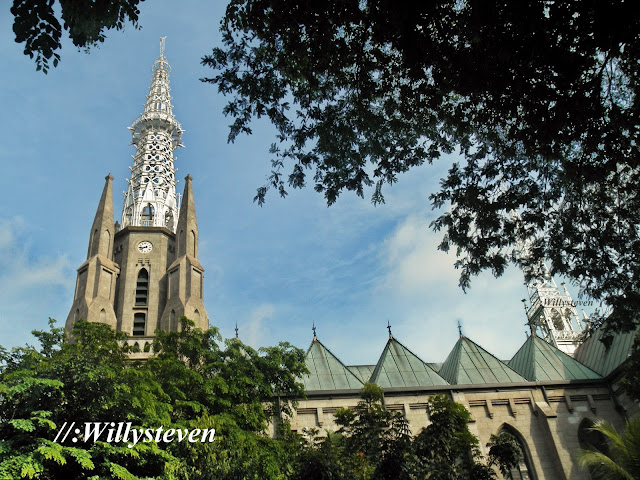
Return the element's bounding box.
[160,37,166,57]
[387,320,392,339]
[457,320,462,337]
[312,322,317,339]
[235,321,239,339]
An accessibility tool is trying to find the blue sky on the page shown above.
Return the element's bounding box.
[0,2,590,366]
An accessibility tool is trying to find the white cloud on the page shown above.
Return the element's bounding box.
[243,303,276,347]
[376,214,460,301]
[0,217,75,348]
[368,213,532,363]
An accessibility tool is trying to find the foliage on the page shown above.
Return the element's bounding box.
[0,319,176,479]
[149,317,308,479]
[204,0,640,333]
[621,332,640,403]
[0,318,308,480]
[291,429,356,480]
[486,430,524,479]
[148,317,307,431]
[334,383,412,480]
[11,0,144,73]
[578,417,640,480]
[413,394,494,480]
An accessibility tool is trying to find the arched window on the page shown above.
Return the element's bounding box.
[141,203,154,226]
[135,269,149,306]
[170,309,176,331]
[578,418,609,454]
[190,230,196,256]
[496,425,536,480]
[133,313,146,336]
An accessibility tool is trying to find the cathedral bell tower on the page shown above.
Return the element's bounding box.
[66,39,209,351]
[523,265,586,357]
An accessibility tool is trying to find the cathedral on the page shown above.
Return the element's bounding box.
[65,41,638,479]
[65,39,208,358]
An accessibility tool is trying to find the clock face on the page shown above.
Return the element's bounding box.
[138,241,153,253]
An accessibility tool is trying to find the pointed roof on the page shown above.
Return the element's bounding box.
[176,175,198,257]
[574,324,638,376]
[370,337,449,388]
[302,338,363,391]
[508,335,601,381]
[348,365,376,383]
[439,336,526,384]
[88,174,115,259]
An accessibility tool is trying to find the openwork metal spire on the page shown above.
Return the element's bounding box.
[121,37,183,231]
[511,211,585,356]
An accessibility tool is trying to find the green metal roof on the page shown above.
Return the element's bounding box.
[301,338,364,391]
[348,365,376,383]
[574,324,637,376]
[508,335,601,381]
[370,337,449,388]
[439,336,527,384]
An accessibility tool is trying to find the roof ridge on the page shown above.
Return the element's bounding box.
[439,336,463,384]
[371,336,448,387]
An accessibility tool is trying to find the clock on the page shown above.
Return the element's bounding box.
[138,241,153,253]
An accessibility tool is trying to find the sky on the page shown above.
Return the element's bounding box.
[0,2,592,367]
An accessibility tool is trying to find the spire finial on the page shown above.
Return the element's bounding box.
[312,322,317,340]
[457,320,462,337]
[235,321,239,339]
[387,320,393,339]
[122,40,182,232]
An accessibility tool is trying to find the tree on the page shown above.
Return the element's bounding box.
[621,332,640,403]
[145,317,308,479]
[0,319,177,479]
[203,0,640,333]
[578,417,640,480]
[292,430,357,480]
[0,318,309,480]
[486,431,524,480]
[334,383,412,480]
[413,394,494,480]
[11,0,144,73]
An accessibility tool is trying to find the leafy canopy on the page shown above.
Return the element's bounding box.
[0,318,308,480]
[203,0,640,333]
[11,0,144,73]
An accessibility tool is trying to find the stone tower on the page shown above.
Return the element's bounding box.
[523,266,585,356]
[66,39,208,352]
[511,210,586,356]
